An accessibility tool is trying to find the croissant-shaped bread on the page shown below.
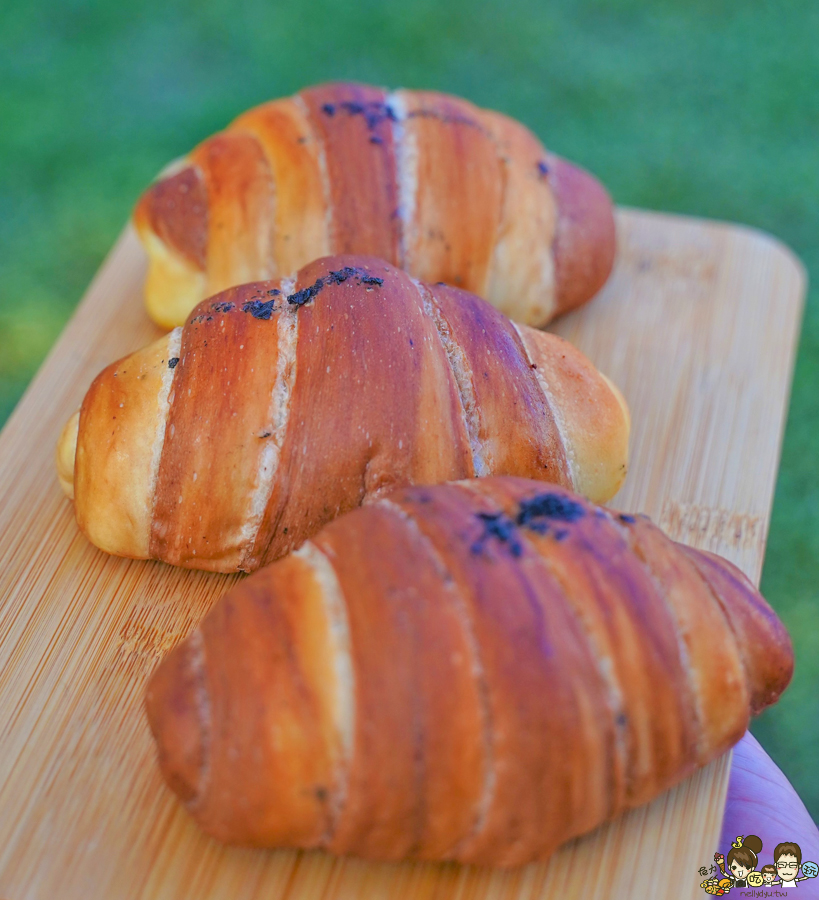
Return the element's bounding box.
[56,256,629,573]
[133,82,616,329]
[145,476,793,866]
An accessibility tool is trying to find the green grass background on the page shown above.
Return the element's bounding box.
[1,0,817,818]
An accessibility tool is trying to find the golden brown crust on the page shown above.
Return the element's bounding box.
[133,169,210,329]
[426,282,571,483]
[385,482,615,865]
[478,109,559,326]
[465,478,698,812]
[134,83,616,329]
[74,331,178,558]
[247,256,475,569]
[144,630,207,805]
[619,517,749,761]
[396,90,503,296]
[231,98,331,275]
[514,328,630,503]
[300,83,402,263]
[145,476,793,865]
[62,258,629,572]
[133,166,208,271]
[176,553,344,845]
[189,131,276,296]
[149,283,287,571]
[680,547,794,716]
[314,504,487,859]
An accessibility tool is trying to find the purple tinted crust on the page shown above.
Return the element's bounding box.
[549,156,616,315]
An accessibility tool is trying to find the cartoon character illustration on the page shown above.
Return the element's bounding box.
[760,864,777,885]
[703,837,817,894]
[715,834,763,888]
[773,842,819,887]
[774,842,801,886]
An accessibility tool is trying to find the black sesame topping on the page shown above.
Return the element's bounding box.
[470,492,586,556]
[168,357,179,369]
[618,513,637,524]
[537,160,550,178]
[287,280,325,307]
[242,298,277,320]
[211,301,235,313]
[471,512,523,557]
[321,99,398,132]
[286,267,384,307]
[517,493,585,527]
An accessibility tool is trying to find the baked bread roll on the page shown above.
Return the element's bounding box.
[145,476,793,866]
[56,256,629,573]
[133,82,616,329]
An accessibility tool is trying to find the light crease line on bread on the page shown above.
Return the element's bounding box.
[295,93,335,254]
[618,521,748,765]
[481,127,512,312]
[414,280,489,477]
[183,628,213,813]
[536,217,558,325]
[679,548,758,712]
[377,498,495,858]
[608,516,708,768]
[519,146,558,326]
[512,322,578,489]
[294,540,355,845]
[467,110,556,324]
[228,120,281,281]
[387,91,416,272]
[677,549,754,725]
[239,278,299,566]
[147,327,182,529]
[475,117,512,303]
[513,522,629,820]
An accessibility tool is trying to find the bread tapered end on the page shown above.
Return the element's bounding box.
[145,633,208,806]
[549,156,617,316]
[56,410,80,500]
[517,328,630,504]
[133,165,209,330]
[136,226,208,330]
[681,547,794,717]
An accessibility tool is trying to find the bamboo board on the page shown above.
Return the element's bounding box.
[0,208,805,900]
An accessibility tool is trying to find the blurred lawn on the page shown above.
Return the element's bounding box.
[1,0,817,818]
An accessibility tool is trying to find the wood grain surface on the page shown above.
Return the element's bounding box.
[0,209,805,899]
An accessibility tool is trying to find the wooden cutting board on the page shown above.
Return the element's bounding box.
[0,209,805,900]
